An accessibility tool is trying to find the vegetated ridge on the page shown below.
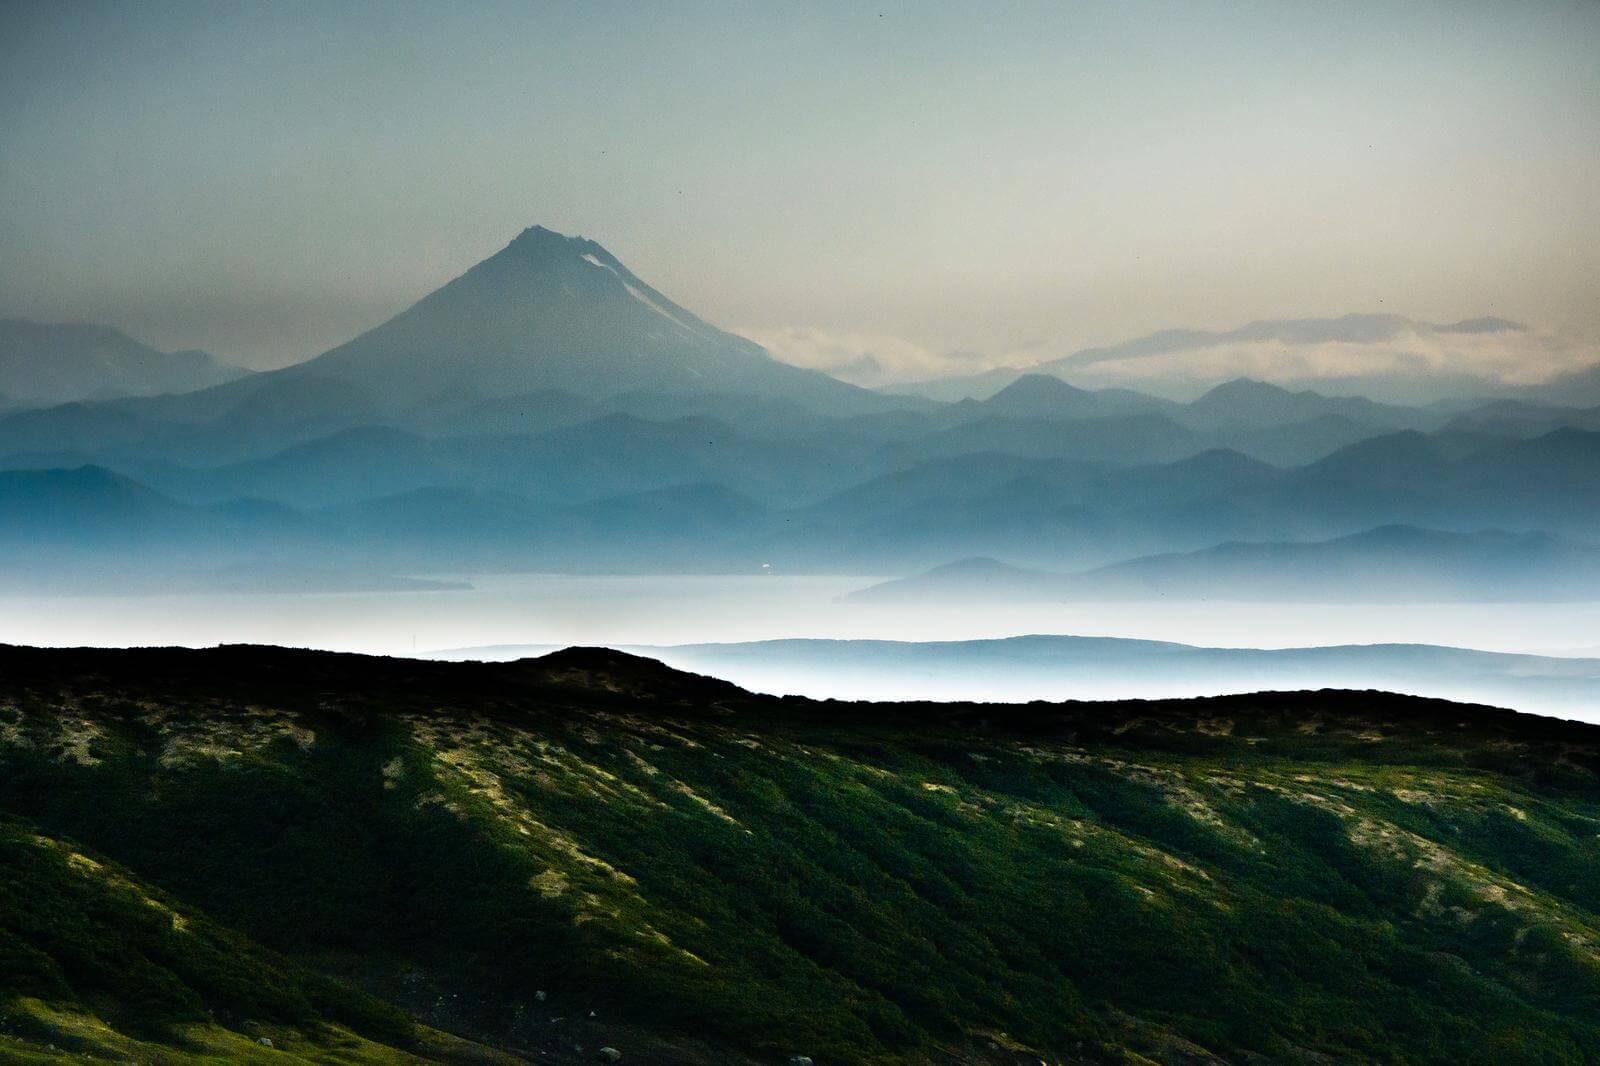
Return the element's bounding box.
[1,644,1599,1063]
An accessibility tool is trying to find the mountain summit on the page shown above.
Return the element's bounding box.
[292,225,875,412]
[982,373,1097,415]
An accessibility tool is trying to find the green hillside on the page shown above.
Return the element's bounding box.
[1,644,1598,1063]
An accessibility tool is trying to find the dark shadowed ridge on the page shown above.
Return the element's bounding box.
[0,639,1587,734]
[0,642,752,713]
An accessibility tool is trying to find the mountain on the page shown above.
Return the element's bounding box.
[0,227,899,468]
[0,465,326,584]
[0,319,248,405]
[897,410,1208,466]
[783,447,1291,571]
[1277,427,1600,534]
[0,456,787,580]
[19,416,1589,581]
[1123,446,1282,498]
[0,368,394,468]
[979,373,1099,416]
[1070,525,1600,602]
[880,374,1445,466]
[877,364,1027,402]
[6,643,1600,1062]
[1,251,1591,586]
[851,525,1600,606]
[138,425,470,507]
[1528,361,1600,407]
[811,425,1596,568]
[100,406,878,512]
[0,464,267,555]
[1177,377,1432,431]
[281,225,883,415]
[556,481,767,541]
[949,376,1437,466]
[0,465,486,588]
[1443,399,1600,439]
[847,556,1063,602]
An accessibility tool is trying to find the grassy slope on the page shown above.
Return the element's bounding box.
[0,644,1598,1063]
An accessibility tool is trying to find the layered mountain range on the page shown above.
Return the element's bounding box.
[2,226,1598,596]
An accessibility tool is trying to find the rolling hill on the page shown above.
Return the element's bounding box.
[3,644,1600,1062]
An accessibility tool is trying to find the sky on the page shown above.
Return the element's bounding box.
[1,0,1597,381]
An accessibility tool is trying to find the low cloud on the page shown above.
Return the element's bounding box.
[739,327,1050,386]
[738,326,966,386]
[744,316,1598,401]
[1054,318,1595,398]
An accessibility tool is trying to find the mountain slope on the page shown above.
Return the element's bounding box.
[0,319,248,405]
[3,644,1600,1063]
[0,819,470,1063]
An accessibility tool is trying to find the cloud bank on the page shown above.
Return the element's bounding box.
[737,327,966,387]
[755,314,1598,403]
[1039,316,1596,401]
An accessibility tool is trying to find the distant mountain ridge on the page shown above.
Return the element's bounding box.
[3,229,1599,588]
[1181,377,1420,429]
[8,413,1600,581]
[850,524,1600,603]
[0,318,247,404]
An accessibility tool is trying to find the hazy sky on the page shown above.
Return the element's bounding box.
[2,1,1597,375]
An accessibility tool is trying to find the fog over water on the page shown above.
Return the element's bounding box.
[8,574,1599,661]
